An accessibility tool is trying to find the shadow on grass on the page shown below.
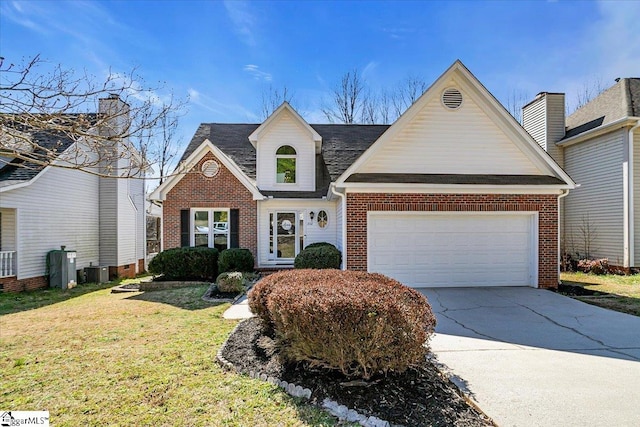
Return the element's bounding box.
[559,280,640,317]
[123,284,227,311]
[0,281,116,316]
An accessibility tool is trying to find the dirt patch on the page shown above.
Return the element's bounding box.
[221,317,494,427]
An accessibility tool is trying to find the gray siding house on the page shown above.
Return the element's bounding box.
[0,96,146,291]
[523,78,640,269]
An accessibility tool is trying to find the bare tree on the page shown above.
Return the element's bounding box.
[360,90,378,124]
[577,213,598,259]
[0,54,183,178]
[505,89,530,124]
[391,75,427,117]
[260,84,294,119]
[377,89,394,124]
[322,69,365,124]
[570,77,606,114]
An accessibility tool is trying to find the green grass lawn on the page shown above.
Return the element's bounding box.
[560,272,640,316]
[0,282,343,426]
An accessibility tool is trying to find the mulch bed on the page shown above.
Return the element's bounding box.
[221,317,494,427]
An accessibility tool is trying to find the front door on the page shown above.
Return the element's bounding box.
[269,212,303,262]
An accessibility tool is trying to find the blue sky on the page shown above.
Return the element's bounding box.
[1,0,639,154]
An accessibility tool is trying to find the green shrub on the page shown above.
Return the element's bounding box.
[294,243,341,269]
[218,248,255,273]
[248,269,436,379]
[216,272,245,293]
[148,247,219,280]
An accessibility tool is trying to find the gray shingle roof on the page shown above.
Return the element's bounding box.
[178,123,390,196]
[565,78,640,138]
[0,130,75,183]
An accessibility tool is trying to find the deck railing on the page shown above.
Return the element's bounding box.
[0,251,16,278]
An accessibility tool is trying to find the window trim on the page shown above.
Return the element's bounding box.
[190,208,231,250]
[275,145,297,184]
[317,210,329,229]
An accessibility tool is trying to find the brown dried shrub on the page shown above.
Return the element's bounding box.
[249,269,436,379]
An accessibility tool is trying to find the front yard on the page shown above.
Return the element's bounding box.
[560,272,640,316]
[0,283,341,426]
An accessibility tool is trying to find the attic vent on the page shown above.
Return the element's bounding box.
[442,87,463,110]
[201,160,220,178]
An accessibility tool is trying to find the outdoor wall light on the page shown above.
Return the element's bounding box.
[309,211,315,221]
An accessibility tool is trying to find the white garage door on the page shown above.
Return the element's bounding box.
[368,212,537,287]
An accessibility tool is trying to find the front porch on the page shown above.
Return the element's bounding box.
[0,251,16,278]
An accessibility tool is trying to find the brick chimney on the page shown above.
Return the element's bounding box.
[522,92,566,167]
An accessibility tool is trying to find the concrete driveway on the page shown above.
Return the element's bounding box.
[420,287,640,427]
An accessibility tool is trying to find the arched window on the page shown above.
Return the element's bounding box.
[276,145,296,183]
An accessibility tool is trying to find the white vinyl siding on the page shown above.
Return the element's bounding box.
[256,110,316,191]
[563,129,625,263]
[256,199,338,266]
[359,90,543,175]
[634,129,640,265]
[0,166,100,279]
[522,94,565,168]
[368,212,537,287]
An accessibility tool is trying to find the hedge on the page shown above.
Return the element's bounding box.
[248,269,436,379]
[294,243,342,269]
[218,248,255,273]
[148,247,219,280]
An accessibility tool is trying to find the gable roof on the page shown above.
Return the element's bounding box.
[565,78,640,138]
[173,122,389,198]
[249,102,322,153]
[0,129,75,186]
[336,60,575,188]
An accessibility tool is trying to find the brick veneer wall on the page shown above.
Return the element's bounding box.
[346,193,559,289]
[163,152,258,261]
[1,275,48,292]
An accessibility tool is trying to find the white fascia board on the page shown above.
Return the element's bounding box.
[557,117,639,148]
[248,102,322,152]
[339,183,569,195]
[150,139,264,201]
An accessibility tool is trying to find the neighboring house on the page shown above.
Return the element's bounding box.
[151,61,575,289]
[522,78,640,270]
[0,95,146,292]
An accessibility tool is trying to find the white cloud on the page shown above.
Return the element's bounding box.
[243,64,272,82]
[362,61,379,80]
[187,87,260,121]
[224,0,256,47]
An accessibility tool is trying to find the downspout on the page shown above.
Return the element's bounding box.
[557,189,570,285]
[330,184,347,270]
[625,119,640,268]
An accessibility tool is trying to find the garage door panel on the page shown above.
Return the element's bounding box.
[368,213,536,288]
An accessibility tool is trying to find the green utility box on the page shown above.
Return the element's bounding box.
[48,246,77,289]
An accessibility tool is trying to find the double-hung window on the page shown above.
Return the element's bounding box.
[192,209,230,251]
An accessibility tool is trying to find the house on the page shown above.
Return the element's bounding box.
[522,78,640,270]
[151,61,575,289]
[0,95,146,292]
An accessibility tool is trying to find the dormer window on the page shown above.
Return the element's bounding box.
[276,145,296,184]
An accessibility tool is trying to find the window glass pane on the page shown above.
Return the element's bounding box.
[269,213,274,256]
[276,158,296,183]
[214,234,228,252]
[317,210,328,228]
[276,145,296,155]
[213,210,228,234]
[194,211,208,233]
[194,234,208,247]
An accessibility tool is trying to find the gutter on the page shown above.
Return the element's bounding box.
[330,183,347,270]
[558,117,640,148]
[624,119,640,268]
[557,189,571,285]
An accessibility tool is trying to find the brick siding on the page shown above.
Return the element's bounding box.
[346,193,559,289]
[163,152,258,261]
[1,275,48,292]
